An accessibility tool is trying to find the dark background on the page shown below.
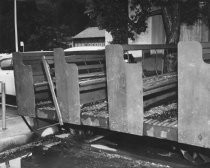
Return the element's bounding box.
[0,0,91,52]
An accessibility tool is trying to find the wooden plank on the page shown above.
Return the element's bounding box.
[79,77,106,86]
[143,83,177,96]
[79,72,105,79]
[65,50,104,55]
[144,91,177,107]
[21,51,53,59]
[34,85,49,92]
[143,72,177,84]
[13,52,36,117]
[54,48,80,124]
[78,64,104,70]
[122,44,177,51]
[106,45,143,135]
[178,41,210,148]
[34,81,48,87]
[80,89,106,105]
[143,77,177,91]
[34,80,56,87]
[66,57,104,64]
[80,83,106,91]
[65,54,104,58]
[65,55,104,63]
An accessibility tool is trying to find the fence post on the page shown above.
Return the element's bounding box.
[1,82,6,130]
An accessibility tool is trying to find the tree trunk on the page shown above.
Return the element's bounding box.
[161,2,180,73]
[161,3,180,44]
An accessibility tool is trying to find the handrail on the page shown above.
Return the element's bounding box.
[0,81,6,130]
[122,44,177,51]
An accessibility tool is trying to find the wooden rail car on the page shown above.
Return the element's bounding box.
[13,41,210,149]
[13,45,178,131]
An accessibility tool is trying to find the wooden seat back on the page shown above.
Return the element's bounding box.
[178,41,210,148]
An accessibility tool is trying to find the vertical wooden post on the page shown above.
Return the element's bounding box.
[1,82,6,130]
[54,48,80,124]
[178,41,210,148]
[106,45,143,135]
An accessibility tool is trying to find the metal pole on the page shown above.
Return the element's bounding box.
[1,82,6,130]
[14,0,18,52]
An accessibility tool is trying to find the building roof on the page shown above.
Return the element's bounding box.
[73,27,105,39]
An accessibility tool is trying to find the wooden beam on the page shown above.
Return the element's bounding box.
[42,56,63,126]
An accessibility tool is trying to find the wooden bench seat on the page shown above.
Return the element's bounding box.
[106,44,177,136]
[54,48,106,124]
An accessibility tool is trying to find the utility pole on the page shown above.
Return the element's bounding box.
[14,0,18,52]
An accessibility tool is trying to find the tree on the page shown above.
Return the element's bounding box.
[86,0,129,44]
[86,0,210,44]
[0,0,90,52]
[0,0,16,52]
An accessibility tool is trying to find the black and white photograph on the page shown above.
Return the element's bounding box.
[0,0,210,167]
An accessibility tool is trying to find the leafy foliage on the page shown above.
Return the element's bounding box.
[86,0,129,44]
[87,0,210,44]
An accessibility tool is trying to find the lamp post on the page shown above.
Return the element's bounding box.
[14,0,18,52]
